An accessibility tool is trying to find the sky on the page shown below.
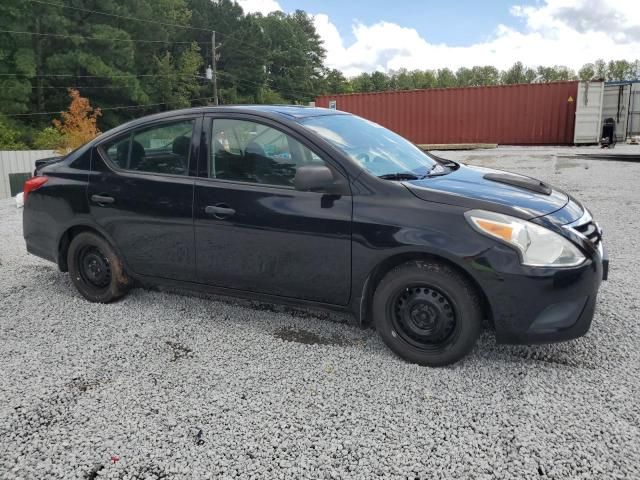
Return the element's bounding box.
[235,0,640,76]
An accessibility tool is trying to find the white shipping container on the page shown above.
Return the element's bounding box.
[629,83,640,138]
[574,81,640,144]
[601,83,631,143]
[574,81,605,144]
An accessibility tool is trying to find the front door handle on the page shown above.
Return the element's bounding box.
[205,204,236,219]
[91,194,115,205]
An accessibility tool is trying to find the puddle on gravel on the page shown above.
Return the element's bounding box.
[507,349,597,369]
[553,157,582,173]
[250,301,339,322]
[273,326,357,347]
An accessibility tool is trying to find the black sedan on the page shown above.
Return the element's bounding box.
[23,106,608,366]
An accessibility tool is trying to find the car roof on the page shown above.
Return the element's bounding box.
[86,105,348,148]
[216,105,348,119]
[134,105,346,123]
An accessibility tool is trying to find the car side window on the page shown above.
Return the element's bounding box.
[103,119,195,176]
[210,119,327,186]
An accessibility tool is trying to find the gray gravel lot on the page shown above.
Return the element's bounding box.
[1,149,639,479]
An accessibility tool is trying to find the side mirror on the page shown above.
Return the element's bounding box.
[294,165,335,192]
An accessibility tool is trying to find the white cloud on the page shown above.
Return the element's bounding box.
[312,0,640,76]
[235,0,282,15]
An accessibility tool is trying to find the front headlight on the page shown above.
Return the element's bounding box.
[465,210,585,267]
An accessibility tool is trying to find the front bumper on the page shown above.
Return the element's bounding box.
[467,241,607,345]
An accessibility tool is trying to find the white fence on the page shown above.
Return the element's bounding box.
[0,150,56,199]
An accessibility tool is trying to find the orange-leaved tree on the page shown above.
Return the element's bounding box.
[53,89,101,153]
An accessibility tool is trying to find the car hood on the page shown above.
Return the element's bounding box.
[403,164,583,225]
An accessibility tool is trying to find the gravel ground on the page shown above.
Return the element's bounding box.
[1,151,639,479]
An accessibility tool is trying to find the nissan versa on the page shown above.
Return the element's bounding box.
[22,106,609,366]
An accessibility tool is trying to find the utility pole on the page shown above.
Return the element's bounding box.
[211,31,218,106]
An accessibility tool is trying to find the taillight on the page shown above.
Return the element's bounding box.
[23,176,48,202]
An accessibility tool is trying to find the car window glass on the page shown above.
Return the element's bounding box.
[103,120,194,175]
[105,136,131,169]
[210,119,326,186]
[300,114,438,177]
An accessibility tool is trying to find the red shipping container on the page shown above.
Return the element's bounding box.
[315,82,578,145]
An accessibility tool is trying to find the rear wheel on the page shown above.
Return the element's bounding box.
[67,232,130,303]
[373,261,481,366]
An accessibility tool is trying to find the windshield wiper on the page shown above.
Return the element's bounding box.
[423,162,454,177]
[378,172,422,180]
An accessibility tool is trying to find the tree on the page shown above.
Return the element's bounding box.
[350,73,374,92]
[412,70,437,89]
[536,65,576,82]
[259,10,326,103]
[501,62,536,84]
[33,127,64,150]
[389,69,414,90]
[0,116,28,149]
[607,60,633,81]
[370,71,389,91]
[52,89,101,153]
[319,69,350,94]
[187,0,270,103]
[578,63,596,81]
[150,43,203,110]
[594,59,607,80]
[472,66,501,86]
[0,0,42,116]
[436,68,457,87]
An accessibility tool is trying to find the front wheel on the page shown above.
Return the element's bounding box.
[67,231,131,303]
[373,261,482,366]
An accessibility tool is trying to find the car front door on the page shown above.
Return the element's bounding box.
[193,115,352,305]
[88,115,201,281]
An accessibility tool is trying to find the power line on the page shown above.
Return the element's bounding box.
[32,85,144,90]
[27,0,211,32]
[1,73,196,78]
[26,0,271,56]
[217,71,316,98]
[0,29,207,45]
[3,96,213,117]
[4,69,317,98]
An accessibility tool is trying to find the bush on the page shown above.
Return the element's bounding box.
[0,116,28,150]
[33,127,64,150]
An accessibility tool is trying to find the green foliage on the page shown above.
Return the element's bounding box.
[258,10,326,103]
[578,63,596,81]
[259,88,287,105]
[345,59,639,94]
[150,43,203,110]
[1,0,640,148]
[33,127,64,150]
[0,117,28,150]
[536,65,577,82]
[500,62,537,84]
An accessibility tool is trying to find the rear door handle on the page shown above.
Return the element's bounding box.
[91,194,115,205]
[205,204,235,218]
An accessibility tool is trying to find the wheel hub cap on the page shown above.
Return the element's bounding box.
[79,247,111,288]
[393,286,456,346]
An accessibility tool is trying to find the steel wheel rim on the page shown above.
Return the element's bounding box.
[78,246,111,289]
[389,285,460,351]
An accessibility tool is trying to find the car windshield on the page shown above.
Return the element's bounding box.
[299,114,442,178]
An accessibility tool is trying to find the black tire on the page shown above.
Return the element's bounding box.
[67,231,131,303]
[373,260,481,367]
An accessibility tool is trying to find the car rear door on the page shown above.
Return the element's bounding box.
[88,114,201,281]
[193,114,352,305]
